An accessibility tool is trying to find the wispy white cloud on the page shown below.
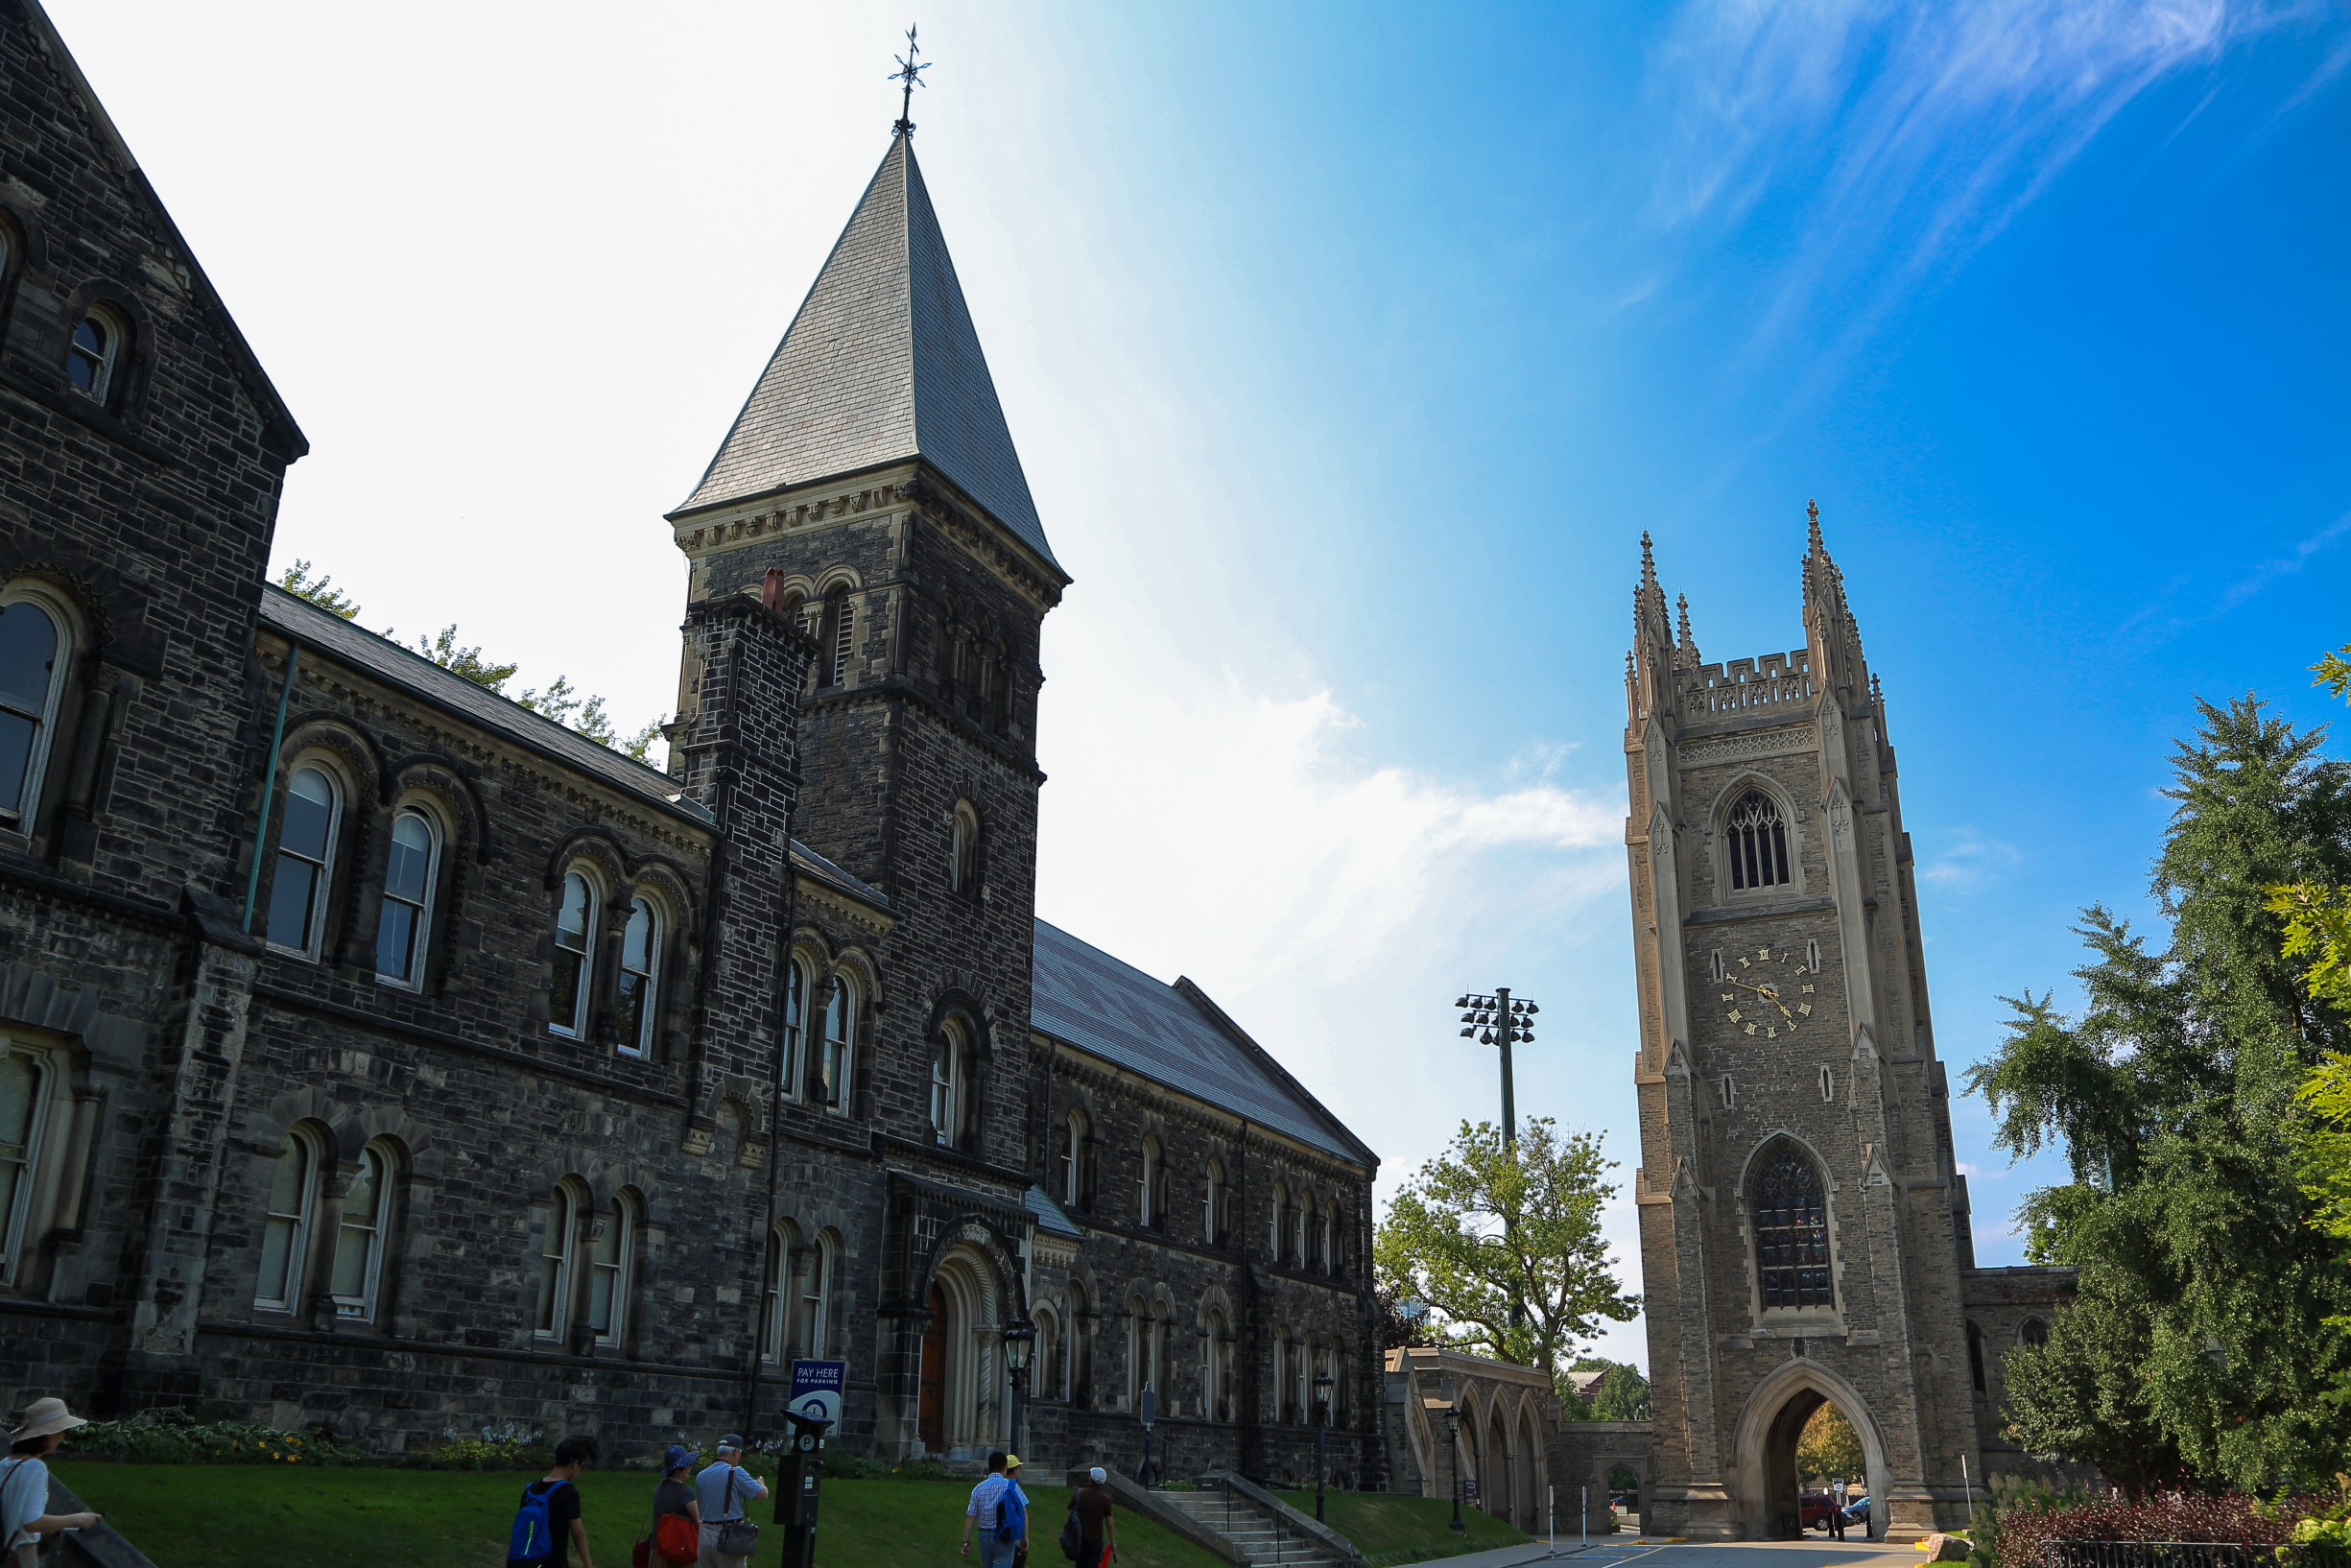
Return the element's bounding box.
[2117,510,2351,641]
[1919,829,2025,891]
[1642,0,2314,371]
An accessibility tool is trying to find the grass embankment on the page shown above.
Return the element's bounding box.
[53,1465,1229,1568]
[1318,1491,1532,1565]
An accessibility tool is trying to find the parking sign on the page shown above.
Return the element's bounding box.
[789,1360,845,1429]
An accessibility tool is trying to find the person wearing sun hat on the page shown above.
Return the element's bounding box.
[641,1443,701,1565]
[3,1397,102,1560]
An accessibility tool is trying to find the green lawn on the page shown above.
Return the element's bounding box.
[51,1465,1230,1568]
[1318,1491,1532,1565]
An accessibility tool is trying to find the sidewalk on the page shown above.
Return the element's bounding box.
[1391,1536,1920,1568]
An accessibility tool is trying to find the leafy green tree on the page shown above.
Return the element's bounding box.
[1796,1403,1864,1485]
[1563,1356,1651,1422]
[1373,1118,1638,1379]
[1966,695,2351,1491]
[412,625,520,692]
[275,559,359,620]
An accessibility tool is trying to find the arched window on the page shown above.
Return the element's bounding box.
[821,585,852,687]
[1070,1280,1093,1409]
[265,766,341,958]
[0,1047,56,1286]
[1322,1200,1341,1273]
[1034,1306,1061,1401]
[1062,1108,1089,1206]
[0,591,67,826]
[329,1143,393,1320]
[374,808,439,986]
[1966,1319,1986,1392]
[1203,1308,1229,1421]
[1725,790,1792,891]
[782,954,818,1097]
[1293,1187,1311,1267]
[799,1230,833,1358]
[1203,1156,1225,1244]
[548,871,597,1037]
[534,1181,582,1340]
[1138,1135,1162,1228]
[762,1220,799,1363]
[949,800,980,893]
[1754,1143,1833,1310]
[1270,1181,1287,1258]
[931,1018,963,1146]
[819,973,856,1112]
[2021,1318,2049,1349]
[66,304,126,407]
[255,1129,321,1310]
[587,1193,635,1347]
[613,898,660,1057]
[1126,1295,1146,1411]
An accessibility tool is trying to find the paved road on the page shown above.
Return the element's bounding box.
[1411,1535,1920,1568]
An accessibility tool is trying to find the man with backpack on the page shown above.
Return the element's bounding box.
[961,1450,1027,1568]
[508,1435,598,1568]
[1066,1466,1116,1568]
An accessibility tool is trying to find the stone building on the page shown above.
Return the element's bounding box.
[1620,516,2071,1540]
[0,0,1382,1483]
[1382,1347,1559,1533]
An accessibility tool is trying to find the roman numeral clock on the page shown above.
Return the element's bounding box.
[1710,941,1826,1040]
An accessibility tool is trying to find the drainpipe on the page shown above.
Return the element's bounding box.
[241,640,300,932]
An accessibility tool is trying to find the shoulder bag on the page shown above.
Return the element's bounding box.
[717,1464,761,1558]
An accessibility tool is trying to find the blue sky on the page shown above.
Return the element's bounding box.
[48,0,2351,1369]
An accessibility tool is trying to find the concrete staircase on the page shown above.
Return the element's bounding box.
[1157,1483,1350,1568]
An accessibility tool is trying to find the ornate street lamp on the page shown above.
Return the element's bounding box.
[1443,1404,1465,1535]
[1003,1317,1036,1455]
[1313,1370,1335,1521]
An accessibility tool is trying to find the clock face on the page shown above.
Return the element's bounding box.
[1712,943,1825,1041]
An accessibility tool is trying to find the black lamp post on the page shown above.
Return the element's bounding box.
[1443,1404,1465,1535]
[1313,1370,1335,1521]
[1003,1317,1035,1456]
[1458,988,1537,1332]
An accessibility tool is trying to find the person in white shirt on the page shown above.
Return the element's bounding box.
[2,1397,102,1564]
[692,1435,770,1568]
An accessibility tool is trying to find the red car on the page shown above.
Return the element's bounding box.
[1800,1493,1846,1531]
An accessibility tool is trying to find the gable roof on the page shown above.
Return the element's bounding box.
[675,133,1059,575]
[1030,918,1372,1167]
[17,0,306,463]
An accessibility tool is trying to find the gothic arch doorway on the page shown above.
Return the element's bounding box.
[915,1241,1009,1461]
[1728,1359,1889,1541]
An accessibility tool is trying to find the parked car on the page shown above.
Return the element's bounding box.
[1843,1496,1872,1526]
[1799,1492,1841,1530]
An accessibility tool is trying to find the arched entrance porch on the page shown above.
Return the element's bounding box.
[913,1237,1015,1461]
[1727,1359,1889,1541]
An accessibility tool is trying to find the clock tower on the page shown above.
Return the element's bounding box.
[1623,508,1981,1541]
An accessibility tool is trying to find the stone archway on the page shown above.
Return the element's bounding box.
[923,1241,1009,1461]
[1727,1358,1889,1541]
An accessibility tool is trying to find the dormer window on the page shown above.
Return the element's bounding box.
[1726,791,1792,891]
[67,307,125,407]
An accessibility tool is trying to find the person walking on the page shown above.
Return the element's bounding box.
[508,1436,598,1568]
[693,1435,769,1568]
[1074,1465,1117,1568]
[1002,1456,1032,1568]
[960,1452,1026,1568]
[3,1397,102,1565]
[646,1445,702,1565]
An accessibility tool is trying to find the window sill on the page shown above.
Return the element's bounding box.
[0,366,173,466]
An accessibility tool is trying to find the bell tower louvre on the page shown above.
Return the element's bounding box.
[1620,507,1991,1542]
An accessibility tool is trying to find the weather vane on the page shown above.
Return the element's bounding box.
[891,25,930,137]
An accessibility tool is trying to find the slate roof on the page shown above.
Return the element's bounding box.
[675,134,1059,574]
[1030,918,1367,1166]
[258,588,878,911]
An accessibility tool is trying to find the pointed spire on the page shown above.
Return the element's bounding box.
[1674,592,1698,668]
[672,134,1060,573]
[1640,530,1659,592]
[1807,497,1825,557]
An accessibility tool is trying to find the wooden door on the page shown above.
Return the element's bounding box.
[918,1282,947,1454]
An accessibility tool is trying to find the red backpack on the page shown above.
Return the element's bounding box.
[654,1512,700,1565]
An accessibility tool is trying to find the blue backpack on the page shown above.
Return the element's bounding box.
[998,1480,1030,1545]
[508,1479,572,1562]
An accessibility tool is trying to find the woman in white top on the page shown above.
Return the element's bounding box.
[2,1398,101,1564]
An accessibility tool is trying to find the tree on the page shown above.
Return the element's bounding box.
[273,564,664,765]
[1373,1118,1638,1379]
[1796,1403,1864,1485]
[1563,1356,1651,1422]
[1373,1284,1435,1350]
[276,559,359,620]
[1966,695,2351,1491]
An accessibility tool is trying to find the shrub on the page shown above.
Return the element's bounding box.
[1995,1492,2318,1568]
[400,1432,553,1471]
[71,1412,363,1466]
